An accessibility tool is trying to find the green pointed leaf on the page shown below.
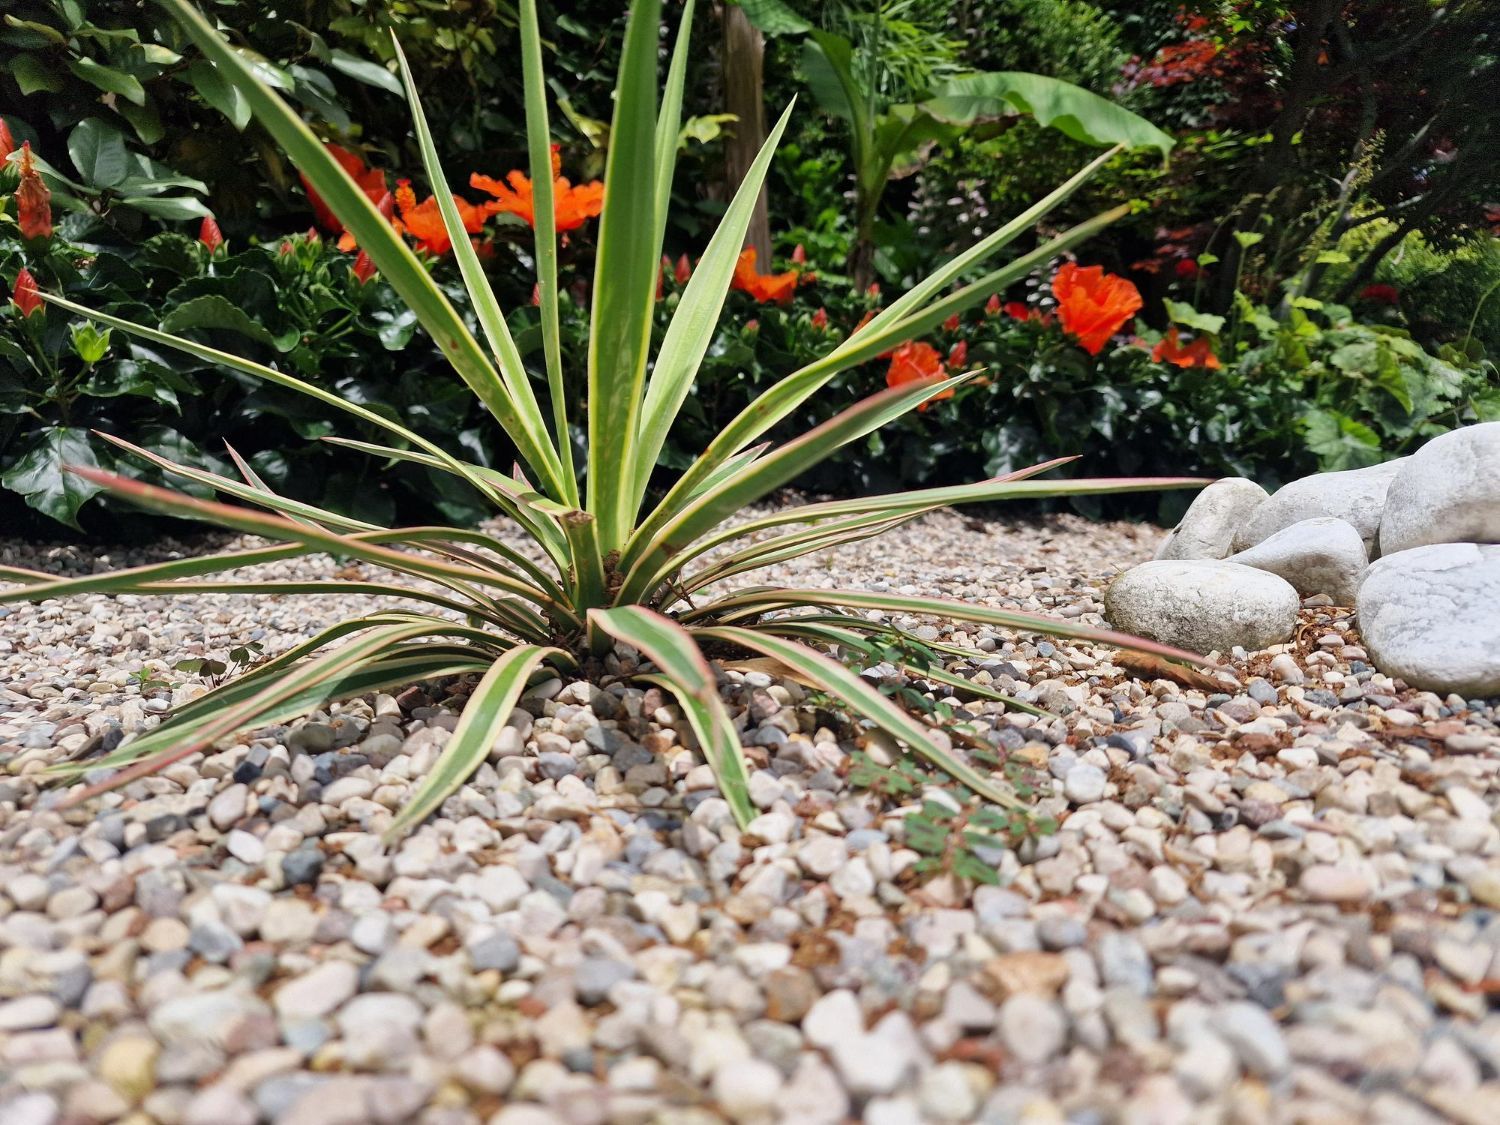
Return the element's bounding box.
[587,0,663,548]
[695,627,1028,811]
[68,119,132,189]
[590,607,754,828]
[155,0,567,502]
[68,57,147,105]
[632,102,795,507]
[387,645,561,839]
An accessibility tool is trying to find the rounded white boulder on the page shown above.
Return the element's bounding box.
[1380,422,1500,556]
[1357,543,1500,697]
[1225,517,1368,605]
[1232,459,1404,556]
[1154,477,1269,561]
[1104,560,1300,655]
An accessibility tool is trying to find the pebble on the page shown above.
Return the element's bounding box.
[1300,864,1375,903]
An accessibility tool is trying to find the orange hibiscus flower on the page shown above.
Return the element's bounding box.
[470,160,604,233]
[393,181,489,256]
[302,144,387,235]
[1052,262,1142,356]
[884,341,953,411]
[1152,327,1220,369]
[730,248,799,305]
[336,191,395,253]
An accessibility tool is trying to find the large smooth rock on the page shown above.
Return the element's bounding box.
[1380,423,1500,556]
[1232,460,1405,556]
[1154,478,1270,561]
[1104,561,1300,655]
[1357,543,1500,697]
[1225,517,1367,604]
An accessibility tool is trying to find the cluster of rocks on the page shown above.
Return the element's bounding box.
[3,506,1499,1125]
[1111,422,1500,696]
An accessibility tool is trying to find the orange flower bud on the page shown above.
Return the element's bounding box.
[199,216,224,254]
[12,267,42,317]
[17,143,52,240]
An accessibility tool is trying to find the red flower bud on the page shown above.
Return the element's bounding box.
[199,216,224,254]
[745,319,759,333]
[811,307,828,330]
[866,283,881,298]
[948,341,968,368]
[12,268,42,317]
[352,250,377,284]
[985,294,1002,315]
[675,254,691,283]
[0,119,15,163]
[791,243,806,264]
[943,314,960,332]
[530,283,541,307]
[16,143,52,240]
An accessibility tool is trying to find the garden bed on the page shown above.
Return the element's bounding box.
[3,506,1498,1123]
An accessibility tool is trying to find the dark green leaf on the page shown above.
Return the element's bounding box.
[68,57,147,105]
[68,119,132,189]
[161,295,278,347]
[328,49,401,95]
[13,54,63,95]
[1,428,108,528]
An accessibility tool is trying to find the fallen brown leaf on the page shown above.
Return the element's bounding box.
[1114,650,1232,692]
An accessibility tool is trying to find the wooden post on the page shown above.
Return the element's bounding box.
[721,2,772,262]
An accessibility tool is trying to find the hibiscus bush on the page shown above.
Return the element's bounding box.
[0,201,490,532]
[653,251,1499,518]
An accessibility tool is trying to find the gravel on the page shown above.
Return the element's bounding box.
[3,505,1499,1123]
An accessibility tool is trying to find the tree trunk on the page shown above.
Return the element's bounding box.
[721,3,771,263]
[1207,0,1342,311]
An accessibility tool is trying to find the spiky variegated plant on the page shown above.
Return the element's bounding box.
[3,0,1206,838]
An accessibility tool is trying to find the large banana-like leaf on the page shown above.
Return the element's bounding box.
[922,72,1175,157]
[589,606,754,828]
